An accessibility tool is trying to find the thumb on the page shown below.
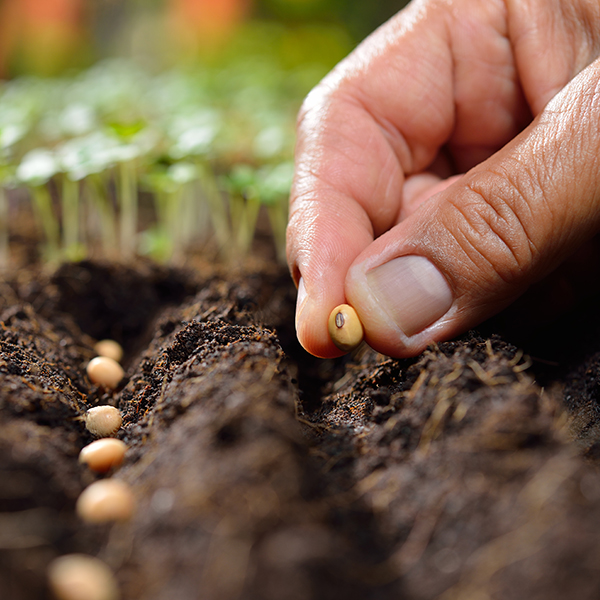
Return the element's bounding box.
[347,60,600,357]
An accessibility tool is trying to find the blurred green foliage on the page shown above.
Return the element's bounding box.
[256,0,409,41]
[1,19,354,266]
[0,0,411,267]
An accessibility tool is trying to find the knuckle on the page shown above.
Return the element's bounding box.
[443,171,542,286]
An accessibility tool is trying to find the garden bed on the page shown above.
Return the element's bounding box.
[3,240,600,600]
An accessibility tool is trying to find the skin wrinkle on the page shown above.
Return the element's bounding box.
[288,0,600,359]
[444,195,508,279]
[465,177,535,276]
[530,67,600,247]
[444,187,528,286]
[288,170,333,215]
[287,189,374,285]
[488,159,545,264]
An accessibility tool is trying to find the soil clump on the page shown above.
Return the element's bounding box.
[2,255,600,600]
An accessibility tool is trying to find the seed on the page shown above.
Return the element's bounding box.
[328,304,364,353]
[79,439,127,473]
[76,479,135,523]
[47,554,119,600]
[86,356,125,390]
[94,339,123,363]
[85,406,122,438]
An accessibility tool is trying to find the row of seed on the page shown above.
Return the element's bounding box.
[48,340,132,600]
[46,304,365,599]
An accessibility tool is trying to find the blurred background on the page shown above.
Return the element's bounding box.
[0,0,412,267]
[0,0,408,78]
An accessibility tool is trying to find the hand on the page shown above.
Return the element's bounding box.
[287,0,600,358]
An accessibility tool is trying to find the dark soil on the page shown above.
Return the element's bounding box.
[3,251,600,600]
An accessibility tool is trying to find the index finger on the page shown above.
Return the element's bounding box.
[288,2,454,357]
[287,0,521,357]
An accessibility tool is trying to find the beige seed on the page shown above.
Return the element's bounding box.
[79,439,127,473]
[47,554,119,600]
[328,304,364,353]
[86,356,124,390]
[76,479,135,523]
[85,406,122,438]
[94,339,123,363]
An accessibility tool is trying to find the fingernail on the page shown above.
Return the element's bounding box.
[366,256,453,337]
[295,277,308,328]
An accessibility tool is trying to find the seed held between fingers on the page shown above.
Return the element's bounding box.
[79,439,127,473]
[328,304,364,353]
[85,406,122,438]
[47,553,120,600]
[76,479,135,523]
[86,356,124,390]
[94,339,123,363]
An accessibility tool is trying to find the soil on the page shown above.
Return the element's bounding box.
[3,239,600,600]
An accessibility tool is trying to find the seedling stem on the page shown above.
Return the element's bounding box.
[119,160,138,259]
[85,174,118,258]
[0,187,8,269]
[61,176,84,260]
[31,185,60,261]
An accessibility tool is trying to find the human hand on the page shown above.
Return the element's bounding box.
[287,0,600,358]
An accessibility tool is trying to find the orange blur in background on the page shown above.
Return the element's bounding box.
[169,0,251,48]
[0,0,253,77]
[0,0,84,76]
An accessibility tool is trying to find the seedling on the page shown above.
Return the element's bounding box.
[79,438,127,473]
[84,406,122,437]
[222,161,293,260]
[76,479,135,523]
[117,158,139,260]
[0,27,350,265]
[16,149,61,261]
[328,304,364,353]
[86,357,125,390]
[60,175,85,261]
[0,185,7,270]
[47,554,119,600]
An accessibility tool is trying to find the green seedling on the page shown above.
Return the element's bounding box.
[16,149,61,261]
[0,125,24,269]
[117,158,138,260]
[223,164,261,256]
[141,161,200,262]
[84,173,118,259]
[0,185,7,270]
[0,164,15,270]
[0,26,348,266]
[106,122,152,260]
[60,175,85,261]
[256,161,294,262]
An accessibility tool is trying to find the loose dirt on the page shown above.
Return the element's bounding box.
[3,249,600,600]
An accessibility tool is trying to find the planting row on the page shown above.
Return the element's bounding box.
[0,54,318,266]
